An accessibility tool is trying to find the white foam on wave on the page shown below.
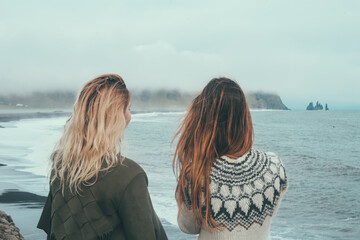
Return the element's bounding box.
[133,111,185,116]
[145,172,179,226]
[250,109,285,112]
[270,235,292,240]
[1,111,184,175]
[151,193,179,226]
[131,111,185,123]
[0,117,68,177]
[2,112,179,227]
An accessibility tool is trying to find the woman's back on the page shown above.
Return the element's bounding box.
[178,150,287,240]
[38,74,168,240]
[39,158,167,240]
[201,150,287,239]
[174,77,288,239]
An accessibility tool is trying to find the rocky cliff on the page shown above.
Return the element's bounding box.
[129,90,289,111]
[0,90,289,111]
[246,92,289,110]
[0,210,24,240]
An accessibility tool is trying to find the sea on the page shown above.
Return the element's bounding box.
[0,110,359,240]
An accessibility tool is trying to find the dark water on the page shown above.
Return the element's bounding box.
[0,110,359,239]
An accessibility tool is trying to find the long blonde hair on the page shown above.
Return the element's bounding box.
[173,77,253,230]
[51,74,130,194]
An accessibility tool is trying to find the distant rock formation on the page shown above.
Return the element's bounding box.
[0,90,289,111]
[306,101,328,110]
[131,89,195,111]
[246,92,289,110]
[0,210,24,240]
[132,90,289,111]
[0,91,76,109]
[325,104,329,111]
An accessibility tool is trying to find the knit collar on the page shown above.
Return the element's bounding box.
[220,149,253,164]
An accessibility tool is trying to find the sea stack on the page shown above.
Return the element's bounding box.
[306,101,327,110]
[0,210,25,240]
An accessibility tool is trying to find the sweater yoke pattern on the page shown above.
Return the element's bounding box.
[209,150,287,231]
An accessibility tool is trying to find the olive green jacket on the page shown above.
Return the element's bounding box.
[38,158,168,240]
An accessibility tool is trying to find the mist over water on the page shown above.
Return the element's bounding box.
[2,1,360,109]
[0,110,359,239]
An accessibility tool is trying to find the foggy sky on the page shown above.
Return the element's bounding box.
[1,0,359,109]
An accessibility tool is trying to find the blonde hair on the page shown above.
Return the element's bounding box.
[51,74,130,194]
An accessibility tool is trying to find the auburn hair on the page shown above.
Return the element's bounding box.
[51,74,130,194]
[173,77,254,230]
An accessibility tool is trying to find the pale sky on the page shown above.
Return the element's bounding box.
[1,0,359,109]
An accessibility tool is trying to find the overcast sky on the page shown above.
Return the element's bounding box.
[1,0,359,109]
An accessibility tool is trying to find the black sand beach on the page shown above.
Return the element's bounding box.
[0,190,46,205]
[0,163,48,207]
[0,163,48,239]
[0,111,54,239]
[0,111,71,123]
[0,157,191,240]
[0,122,192,240]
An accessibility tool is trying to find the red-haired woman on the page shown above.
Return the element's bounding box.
[173,77,288,240]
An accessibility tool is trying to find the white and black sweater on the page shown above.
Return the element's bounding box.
[178,149,288,240]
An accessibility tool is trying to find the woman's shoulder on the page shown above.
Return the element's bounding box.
[252,149,286,168]
[121,157,145,172]
[111,157,146,178]
[255,149,288,191]
[99,157,148,188]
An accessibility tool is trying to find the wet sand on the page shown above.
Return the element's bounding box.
[0,163,48,239]
[0,111,71,123]
[0,190,46,205]
[0,164,48,203]
[0,112,195,240]
[0,164,193,240]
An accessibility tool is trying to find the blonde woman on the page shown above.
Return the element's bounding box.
[38,74,167,240]
[173,77,288,240]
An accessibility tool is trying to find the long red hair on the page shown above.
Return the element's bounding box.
[173,77,254,230]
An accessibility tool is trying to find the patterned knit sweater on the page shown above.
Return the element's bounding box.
[178,149,288,240]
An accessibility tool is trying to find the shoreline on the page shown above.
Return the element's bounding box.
[0,162,48,240]
[0,163,194,240]
[0,111,71,123]
[0,108,297,126]
[0,109,183,124]
[0,190,46,206]
[0,163,48,199]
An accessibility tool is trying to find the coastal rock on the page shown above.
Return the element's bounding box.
[306,101,327,110]
[325,104,329,111]
[247,92,289,110]
[306,102,314,110]
[0,210,25,240]
[0,90,290,111]
[314,101,323,110]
